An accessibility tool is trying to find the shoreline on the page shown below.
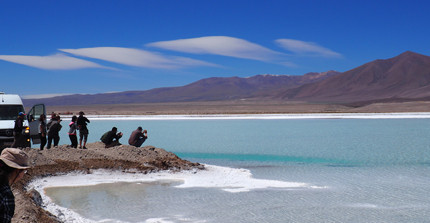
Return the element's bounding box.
[28,165,313,222]
[53,112,430,120]
[13,143,204,223]
[17,142,314,223]
[37,100,430,116]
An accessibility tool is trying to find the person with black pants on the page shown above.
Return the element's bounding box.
[68,116,78,148]
[38,114,47,150]
[11,112,26,148]
[47,115,62,149]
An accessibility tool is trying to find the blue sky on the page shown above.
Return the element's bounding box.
[1,0,429,98]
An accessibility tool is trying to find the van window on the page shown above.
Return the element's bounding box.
[0,105,25,120]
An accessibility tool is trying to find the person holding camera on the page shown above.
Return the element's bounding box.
[128,126,148,147]
[100,127,123,148]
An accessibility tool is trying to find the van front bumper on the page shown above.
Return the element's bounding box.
[0,129,31,148]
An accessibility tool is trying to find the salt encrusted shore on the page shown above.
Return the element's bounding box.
[11,143,204,223]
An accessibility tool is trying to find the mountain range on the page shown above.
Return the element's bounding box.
[23,51,430,107]
[278,51,430,104]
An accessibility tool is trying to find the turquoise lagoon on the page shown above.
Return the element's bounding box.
[33,114,430,223]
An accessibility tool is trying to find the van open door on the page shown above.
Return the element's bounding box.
[27,104,46,144]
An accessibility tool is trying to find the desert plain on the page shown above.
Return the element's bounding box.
[41,100,430,116]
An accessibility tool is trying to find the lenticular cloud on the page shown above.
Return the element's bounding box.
[0,54,105,70]
[275,39,342,58]
[146,36,284,61]
[60,47,217,69]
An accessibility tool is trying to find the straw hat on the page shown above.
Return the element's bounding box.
[0,148,30,169]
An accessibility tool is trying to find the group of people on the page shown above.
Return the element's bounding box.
[26,111,148,149]
[100,126,148,148]
[37,111,90,150]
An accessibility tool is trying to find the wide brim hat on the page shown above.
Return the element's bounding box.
[0,148,30,169]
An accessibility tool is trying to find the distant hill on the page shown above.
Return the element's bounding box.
[277,51,430,103]
[23,71,339,106]
[23,51,430,107]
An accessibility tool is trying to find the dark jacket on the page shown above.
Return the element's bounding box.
[101,131,122,144]
[128,129,146,145]
[13,117,24,134]
[47,120,62,136]
[77,116,90,132]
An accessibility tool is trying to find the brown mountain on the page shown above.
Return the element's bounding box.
[23,71,339,106]
[24,51,430,107]
[278,51,430,103]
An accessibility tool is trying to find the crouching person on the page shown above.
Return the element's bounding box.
[100,127,123,148]
[128,126,148,147]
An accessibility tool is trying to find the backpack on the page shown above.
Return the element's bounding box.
[49,122,61,133]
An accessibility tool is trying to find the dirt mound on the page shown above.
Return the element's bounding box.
[11,143,204,223]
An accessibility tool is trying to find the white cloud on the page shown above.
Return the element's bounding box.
[0,54,106,70]
[60,47,217,69]
[275,39,342,58]
[146,36,284,61]
[21,93,75,99]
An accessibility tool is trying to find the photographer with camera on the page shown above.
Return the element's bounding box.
[100,127,123,148]
[128,126,148,147]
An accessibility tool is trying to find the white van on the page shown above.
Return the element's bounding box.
[0,93,46,148]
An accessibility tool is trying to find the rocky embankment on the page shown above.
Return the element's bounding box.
[12,143,204,223]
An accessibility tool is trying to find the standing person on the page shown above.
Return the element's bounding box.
[100,127,123,148]
[46,113,56,129]
[77,111,90,149]
[46,113,56,136]
[0,148,30,222]
[128,127,148,147]
[68,116,78,148]
[47,115,62,149]
[38,114,47,150]
[11,112,26,148]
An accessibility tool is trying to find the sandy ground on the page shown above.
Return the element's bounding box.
[41,100,430,116]
[11,143,203,223]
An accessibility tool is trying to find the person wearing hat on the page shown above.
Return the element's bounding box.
[0,148,30,222]
[11,112,26,148]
